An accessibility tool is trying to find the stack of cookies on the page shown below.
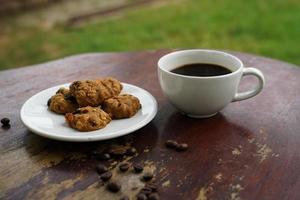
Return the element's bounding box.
[47,77,141,132]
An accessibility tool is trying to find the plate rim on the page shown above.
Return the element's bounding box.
[20,82,158,142]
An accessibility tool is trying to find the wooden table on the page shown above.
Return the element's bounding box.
[1,50,300,200]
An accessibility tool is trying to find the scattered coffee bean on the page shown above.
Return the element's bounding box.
[1,118,10,126]
[133,163,144,173]
[119,162,130,172]
[47,98,52,106]
[137,193,147,200]
[165,140,178,149]
[126,147,137,156]
[176,143,188,152]
[1,118,10,129]
[109,146,127,157]
[96,164,108,174]
[100,171,112,181]
[107,181,121,193]
[97,153,111,161]
[143,172,154,182]
[146,183,158,192]
[120,196,129,200]
[148,193,159,200]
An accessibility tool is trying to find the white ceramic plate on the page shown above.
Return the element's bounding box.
[20,83,157,142]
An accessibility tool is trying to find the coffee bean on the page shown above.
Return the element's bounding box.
[176,143,188,152]
[165,140,178,149]
[1,118,10,129]
[143,172,154,182]
[137,193,147,200]
[148,193,159,200]
[120,196,129,200]
[47,98,52,106]
[133,163,143,173]
[109,146,127,157]
[119,162,130,172]
[96,164,108,174]
[107,181,121,193]
[1,118,10,126]
[100,171,112,181]
[146,183,158,192]
[126,147,137,156]
[97,153,111,161]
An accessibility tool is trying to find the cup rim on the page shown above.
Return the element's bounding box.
[157,49,244,79]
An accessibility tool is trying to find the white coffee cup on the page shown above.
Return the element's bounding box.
[158,49,265,118]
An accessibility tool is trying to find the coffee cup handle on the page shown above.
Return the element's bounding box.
[232,67,265,102]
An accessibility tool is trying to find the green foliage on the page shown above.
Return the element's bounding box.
[1,0,300,70]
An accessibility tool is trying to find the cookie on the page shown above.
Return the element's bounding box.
[48,88,78,114]
[65,106,111,131]
[69,77,122,107]
[102,94,141,119]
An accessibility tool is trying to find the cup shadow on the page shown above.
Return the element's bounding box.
[160,109,253,145]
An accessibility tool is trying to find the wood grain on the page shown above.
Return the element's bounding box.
[0,50,300,200]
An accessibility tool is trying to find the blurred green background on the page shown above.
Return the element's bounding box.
[1,0,300,70]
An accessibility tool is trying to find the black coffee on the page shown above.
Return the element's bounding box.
[171,63,232,77]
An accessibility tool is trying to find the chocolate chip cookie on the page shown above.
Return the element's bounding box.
[65,106,111,131]
[69,77,122,107]
[48,88,78,114]
[102,94,141,119]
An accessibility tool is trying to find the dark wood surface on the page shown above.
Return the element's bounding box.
[0,50,300,200]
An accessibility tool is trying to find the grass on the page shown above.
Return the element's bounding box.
[1,0,300,70]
